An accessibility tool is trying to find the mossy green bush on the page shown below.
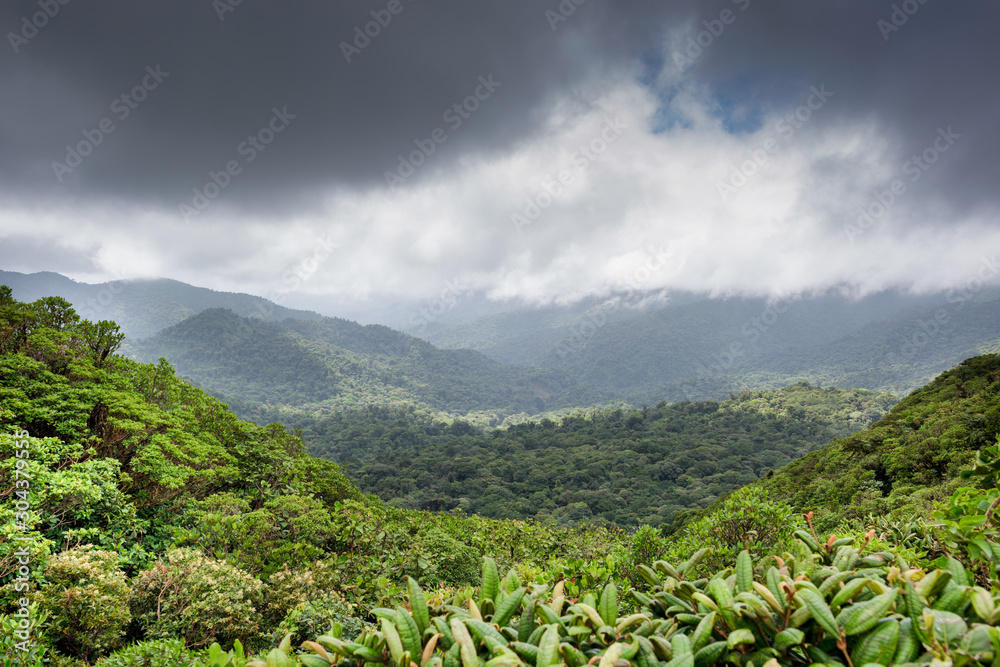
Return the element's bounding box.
[407,528,481,586]
[272,592,365,647]
[35,546,130,659]
[129,548,264,650]
[664,486,803,576]
[262,559,341,629]
[98,638,194,666]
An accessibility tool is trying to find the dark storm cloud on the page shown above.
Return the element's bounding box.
[2,0,997,218]
[0,0,680,213]
[681,0,1000,220]
[2,0,999,304]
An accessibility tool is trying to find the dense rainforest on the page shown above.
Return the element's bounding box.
[286,386,896,527]
[4,286,1000,667]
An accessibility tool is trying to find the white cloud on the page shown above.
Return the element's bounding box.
[2,68,997,307]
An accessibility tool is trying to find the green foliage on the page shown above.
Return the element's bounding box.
[295,536,1000,667]
[175,493,336,577]
[99,638,196,666]
[1,604,49,666]
[407,529,481,586]
[837,513,942,567]
[272,593,365,648]
[617,525,669,589]
[931,441,1000,585]
[129,548,265,650]
[34,546,130,659]
[665,486,803,576]
[8,286,1000,666]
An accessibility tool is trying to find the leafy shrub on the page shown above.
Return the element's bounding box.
[665,485,803,575]
[35,546,130,659]
[272,593,365,647]
[617,524,668,587]
[930,437,1000,584]
[838,512,942,566]
[296,539,1000,667]
[129,548,264,650]
[407,529,480,586]
[263,559,341,628]
[98,638,194,666]
[175,493,335,577]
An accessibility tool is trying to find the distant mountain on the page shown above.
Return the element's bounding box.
[415,288,1000,403]
[128,308,608,419]
[10,271,999,414]
[0,270,320,339]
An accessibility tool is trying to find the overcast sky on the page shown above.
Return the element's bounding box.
[1,0,998,310]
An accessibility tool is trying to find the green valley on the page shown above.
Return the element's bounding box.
[3,285,1000,667]
[296,385,896,528]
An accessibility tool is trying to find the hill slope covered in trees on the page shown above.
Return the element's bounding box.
[418,288,1000,405]
[5,286,1000,666]
[128,308,608,419]
[1,270,320,340]
[758,352,1000,531]
[0,286,621,664]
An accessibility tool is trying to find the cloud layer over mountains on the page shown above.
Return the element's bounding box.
[1,0,998,306]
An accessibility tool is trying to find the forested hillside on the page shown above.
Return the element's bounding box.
[298,385,896,528]
[758,353,1000,531]
[417,288,1000,406]
[129,308,608,418]
[0,287,624,664]
[11,271,1000,418]
[6,287,1000,667]
[1,270,320,340]
[538,291,1000,405]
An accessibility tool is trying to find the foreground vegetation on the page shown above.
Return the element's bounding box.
[3,286,1000,666]
[0,288,623,664]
